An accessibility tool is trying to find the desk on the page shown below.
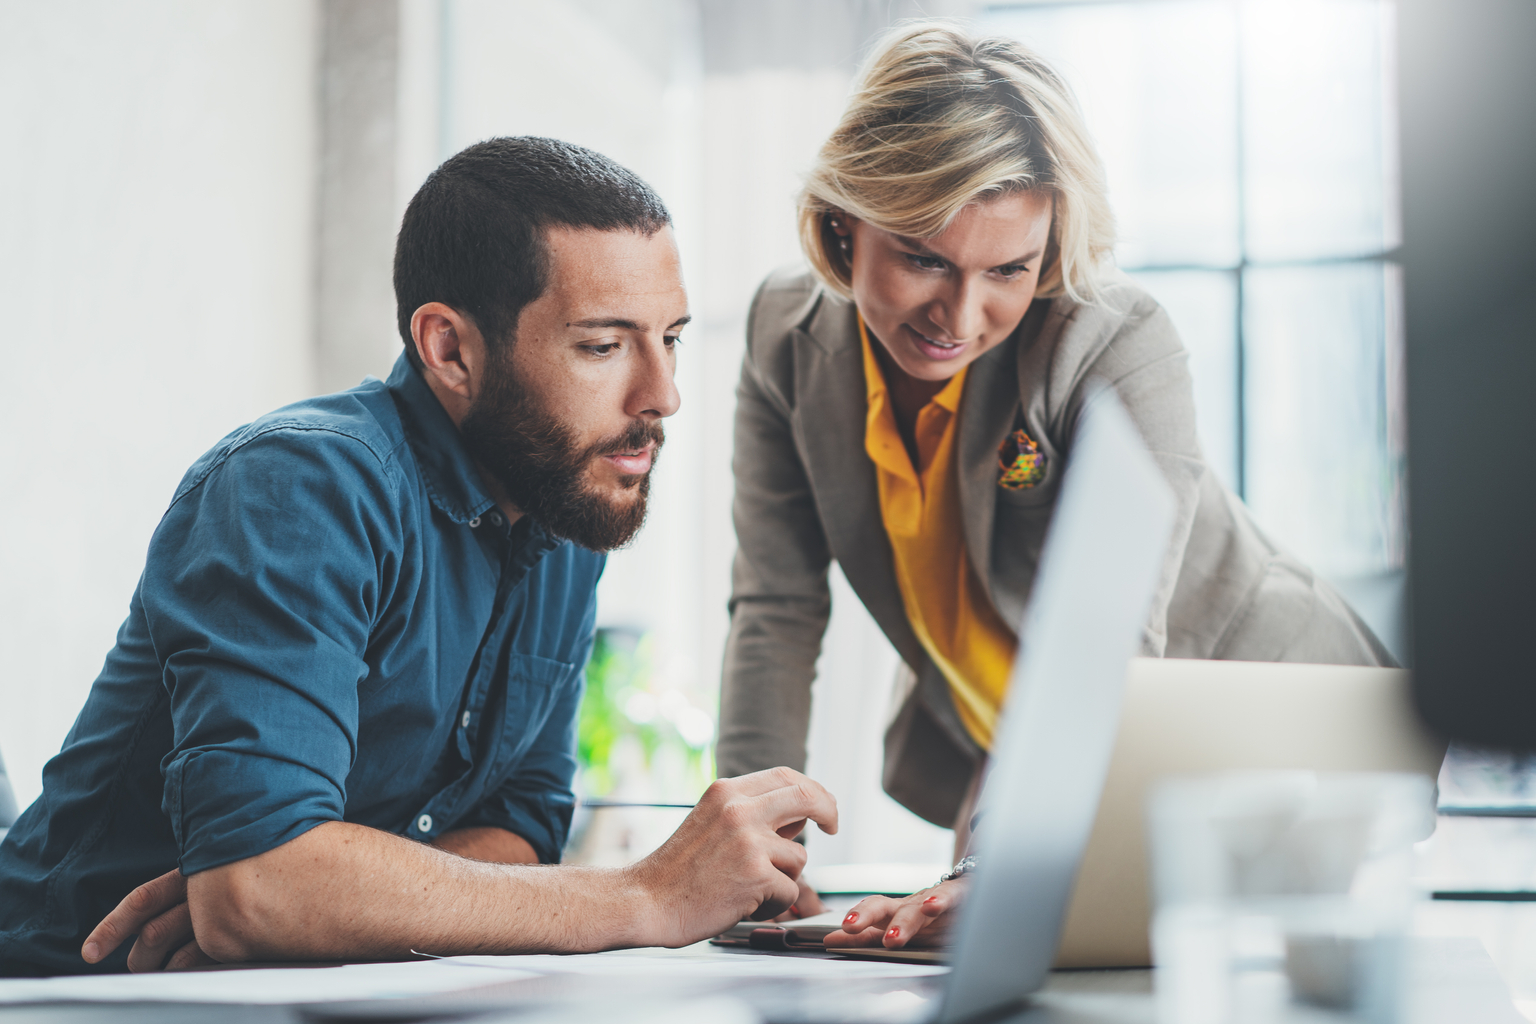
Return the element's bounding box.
[0,936,1522,1024]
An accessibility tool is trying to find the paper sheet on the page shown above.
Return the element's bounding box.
[0,957,531,1005]
[0,944,945,1005]
[442,947,949,980]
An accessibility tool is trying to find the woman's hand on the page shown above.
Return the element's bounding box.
[824,877,969,949]
[81,869,216,972]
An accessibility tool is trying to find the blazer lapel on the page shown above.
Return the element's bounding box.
[956,332,1024,621]
[791,300,924,670]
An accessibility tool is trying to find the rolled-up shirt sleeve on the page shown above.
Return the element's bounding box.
[144,426,400,875]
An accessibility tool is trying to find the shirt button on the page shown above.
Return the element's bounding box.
[416,814,433,833]
[461,711,471,728]
[467,516,481,528]
[488,512,503,526]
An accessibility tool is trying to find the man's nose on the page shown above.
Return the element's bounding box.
[628,335,681,420]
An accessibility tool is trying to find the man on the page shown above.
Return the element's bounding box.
[0,137,834,977]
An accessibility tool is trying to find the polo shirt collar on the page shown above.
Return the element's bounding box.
[858,312,970,481]
[385,354,498,525]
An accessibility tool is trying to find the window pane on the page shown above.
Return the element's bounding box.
[1126,269,1240,492]
[984,1,1239,268]
[1242,0,1399,260]
[1243,262,1406,579]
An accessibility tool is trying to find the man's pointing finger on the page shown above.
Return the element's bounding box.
[750,780,838,836]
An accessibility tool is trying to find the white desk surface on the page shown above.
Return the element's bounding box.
[0,934,1522,1024]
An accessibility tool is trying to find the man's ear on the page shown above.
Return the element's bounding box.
[410,302,485,403]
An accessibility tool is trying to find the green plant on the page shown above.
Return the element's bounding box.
[577,628,715,801]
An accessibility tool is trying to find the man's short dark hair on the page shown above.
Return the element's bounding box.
[393,137,671,368]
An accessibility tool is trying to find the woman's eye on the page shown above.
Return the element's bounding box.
[997,264,1029,279]
[905,253,945,271]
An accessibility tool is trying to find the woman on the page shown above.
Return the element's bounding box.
[715,22,1391,946]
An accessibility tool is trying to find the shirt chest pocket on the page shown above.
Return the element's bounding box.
[482,652,581,771]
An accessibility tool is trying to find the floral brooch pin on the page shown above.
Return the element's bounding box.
[997,429,1047,490]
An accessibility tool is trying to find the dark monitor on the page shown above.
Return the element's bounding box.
[1401,0,1536,750]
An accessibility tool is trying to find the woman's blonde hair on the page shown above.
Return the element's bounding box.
[799,21,1115,304]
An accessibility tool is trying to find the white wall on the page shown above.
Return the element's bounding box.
[432,0,719,737]
[0,0,319,806]
[0,0,952,868]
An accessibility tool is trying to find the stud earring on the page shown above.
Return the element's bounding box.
[830,216,851,258]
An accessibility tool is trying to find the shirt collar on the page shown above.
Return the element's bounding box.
[929,367,968,414]
[858,312,969,415]
[385,354,498,525]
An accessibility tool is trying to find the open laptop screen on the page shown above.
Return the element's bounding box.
[938,391,1176,1024]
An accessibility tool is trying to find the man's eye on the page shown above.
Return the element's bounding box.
[664,334,683,349]
[585,343,620,357]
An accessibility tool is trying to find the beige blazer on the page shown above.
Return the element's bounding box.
[715,267,1392,827]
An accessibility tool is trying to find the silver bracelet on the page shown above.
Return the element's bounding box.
[939,854,977,884]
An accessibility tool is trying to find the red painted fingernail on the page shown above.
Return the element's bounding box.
[843,912,858,925]
[923,896,939,905]
[887,926,900,939]
[788,906,798,916]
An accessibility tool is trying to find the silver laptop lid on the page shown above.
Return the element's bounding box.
[937,391,1176,1024]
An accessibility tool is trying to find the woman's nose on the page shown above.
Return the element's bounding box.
[932,279,984,341]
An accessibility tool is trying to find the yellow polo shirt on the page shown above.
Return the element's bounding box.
[859,315,1018,750]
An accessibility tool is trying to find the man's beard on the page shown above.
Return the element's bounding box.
[458,357,663,553]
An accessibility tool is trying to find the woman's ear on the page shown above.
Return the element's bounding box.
[827,212,856,266]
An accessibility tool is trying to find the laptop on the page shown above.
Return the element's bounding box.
[742,390,1178,1023]
[821,659,1444,970]
[1054,657,1445,968]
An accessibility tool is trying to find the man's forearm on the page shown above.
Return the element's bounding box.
[188,821,646,963]
[432,826,540,865]
[88,769,836,971]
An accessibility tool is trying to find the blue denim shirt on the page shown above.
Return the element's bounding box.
[0,356,602,976]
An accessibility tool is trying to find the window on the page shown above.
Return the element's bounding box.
[984,0,1406,653]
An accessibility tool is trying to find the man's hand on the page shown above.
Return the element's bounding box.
[771,876,828,921]
[81,869,215,972]
[824,877,968,950]
[628,767,838,947]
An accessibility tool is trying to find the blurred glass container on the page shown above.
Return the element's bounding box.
[1149,772,1435,1024]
